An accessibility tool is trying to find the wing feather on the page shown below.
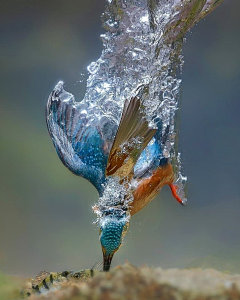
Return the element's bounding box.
[106,97,157,178]
[46,81,108,194]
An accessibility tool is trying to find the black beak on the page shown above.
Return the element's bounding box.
[103,254,113,271]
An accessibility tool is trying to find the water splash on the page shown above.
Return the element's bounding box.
[55,0,224,209]
[86,0,222,205]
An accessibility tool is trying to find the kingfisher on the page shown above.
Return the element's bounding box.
[46,81,185,272]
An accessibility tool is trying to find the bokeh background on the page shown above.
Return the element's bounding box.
[1,0,240,277]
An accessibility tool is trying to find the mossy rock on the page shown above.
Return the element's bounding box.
[19,263,240,300]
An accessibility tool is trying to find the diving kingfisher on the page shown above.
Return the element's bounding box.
[46,81,186,272]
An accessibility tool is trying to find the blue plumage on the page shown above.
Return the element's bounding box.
[46,82,109,194]
[46,82,165,193]
[46,82,183,271]
[100,216,125,255]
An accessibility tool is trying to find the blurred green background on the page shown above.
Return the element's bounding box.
[0,0,240,277]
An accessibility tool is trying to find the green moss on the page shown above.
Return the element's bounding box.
[0,271,22,300]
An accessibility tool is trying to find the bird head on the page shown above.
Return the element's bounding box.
[99,208,129,271]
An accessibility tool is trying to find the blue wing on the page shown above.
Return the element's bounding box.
[46,81,109,195]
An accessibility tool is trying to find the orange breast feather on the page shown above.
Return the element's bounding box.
[130,164,174,216]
